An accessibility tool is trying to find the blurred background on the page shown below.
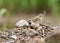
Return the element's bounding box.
[0,0,60,43]
[0,0,60,28]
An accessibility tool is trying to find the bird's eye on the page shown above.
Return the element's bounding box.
[29,22,31,25]
[28,20,32,24]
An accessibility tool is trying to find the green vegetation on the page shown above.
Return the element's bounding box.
[0,0,59,14]
[0,0,47,13]
[48,0,59,18]
[0,0,59,17]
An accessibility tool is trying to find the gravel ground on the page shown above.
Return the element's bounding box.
[0,14,60,43]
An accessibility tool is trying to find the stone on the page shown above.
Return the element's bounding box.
[9,35,17,40]
[33,36,45,43]
[26,29,38,37]
[16,19,29,28]
[37,26,42,31]
[25,36,45,43]
[6,39,14,43]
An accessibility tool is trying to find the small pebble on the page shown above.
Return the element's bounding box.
[26,29,38,37]
[9,34,17,40]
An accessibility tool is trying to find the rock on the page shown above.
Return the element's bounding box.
[25,36,31,41]
[14,38,23,43]
[25,37,33,43]
[13,28,23,35]
[9,35,17,40]
[26,29,38,37]
[22,29,27,34]
[0,38,6,43]
[37,26,42,31]
[18,35,25,41]
[0,32,9,40]
[5,29,13,36]
[6,39,14,43]
[16,19,29,28]
[25,36,45,43]
[33,36,45,43]
[7,31,17,40]
[34,21,40,28]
